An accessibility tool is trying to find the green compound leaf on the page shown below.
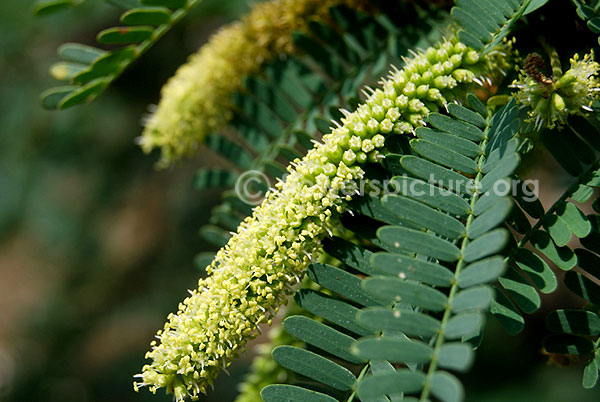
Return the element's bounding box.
[382,194,466,239]
[410,139,478,174]
[193,168,237,189]
[198,225,230,248]
[542,334,595,356]
[454,0,537,53]
[415,128,481,158]
[41,0,201,108]
[261,384,338,402]
[530,230,577,270]
[39,86,77,109]
[513,248,557,294]
[438,343,474,372]
[140,0,186,8]
[447,103,486,128]
[564,271,600,305]
[452,286,492,313]
[57,43,106,64]
[498,267,541,314]
[352,336,433,363]
[57,78,108,109]
[445,312,483,340]
[378,226,461,262]
[34,0,81,16]
[97,26,154,44]
[371,252,455,287]
[583,359,600,389]
[357,307,441,338]
[50,62,89,82]
[546,310,600,336]
[427,113,485,141]
[72,46,137,85]
[430,371,464,402]
[390,176,470,217]
[294,289,371,337]
[458,256,506,288]
[307,263,383,307]
[468,198,513,239]
[356,370,425,400]
[262,30,527,402]
[463,228,509,263]
[283,316,364,364]
[362,277,448,311]
[272,346,356,391]
[120,7,172,25]
[323,236,377,276]
[491,286,525,335]
[344,101,520,402]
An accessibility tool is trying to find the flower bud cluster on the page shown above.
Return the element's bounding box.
[136,36,508,401]
[138,0,370,167]
[512,50,600,130]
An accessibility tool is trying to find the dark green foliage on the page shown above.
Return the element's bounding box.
[262,385,339,402]
[573,0,600,45]
[34,0,85,16]
[491,105,600,387]
[39,0,198,109]
[453,0,549,52]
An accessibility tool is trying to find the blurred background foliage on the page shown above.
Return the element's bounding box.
[0,0,598,401]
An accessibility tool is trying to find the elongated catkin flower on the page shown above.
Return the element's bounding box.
[139,0,371,167]
[136,37,511,401]
[511,50,600,130]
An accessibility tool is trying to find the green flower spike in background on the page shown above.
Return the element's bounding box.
[138,0,371,166]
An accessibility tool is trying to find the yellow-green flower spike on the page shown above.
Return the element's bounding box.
[138,0,371,167]
[136,36,511,401]
[511,50,600,130]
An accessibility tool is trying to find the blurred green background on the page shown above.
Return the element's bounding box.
[0,1,599,401]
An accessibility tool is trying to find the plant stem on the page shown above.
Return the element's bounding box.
[419,110,492,401]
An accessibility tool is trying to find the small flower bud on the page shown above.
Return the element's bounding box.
[380,119,394,134]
